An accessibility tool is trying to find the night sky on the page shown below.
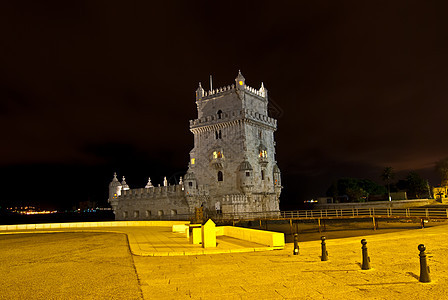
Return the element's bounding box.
[1,1,448,210]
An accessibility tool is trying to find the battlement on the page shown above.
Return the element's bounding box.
[189,109,277,129]
[199,83,267,101]
[222,194,249,204]
[120,184,184,198]
[202,84,235,99]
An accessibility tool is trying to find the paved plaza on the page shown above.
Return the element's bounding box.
[1,224,447,299]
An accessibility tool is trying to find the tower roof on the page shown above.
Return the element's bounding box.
[273,164,281,173]
[184,171,196,180]
[145,177,153,188]
[109,172,122,188]
[239,160,253,171]
[121,176,130,190]
[235,70,245,87]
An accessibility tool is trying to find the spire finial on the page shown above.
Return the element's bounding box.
[260,81,267,98]
[145,177,153,188]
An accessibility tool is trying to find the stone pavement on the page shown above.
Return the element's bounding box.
[132,224,448,299]
[1,224,448,299]
[0,226,275,256]
[121,226,275,256]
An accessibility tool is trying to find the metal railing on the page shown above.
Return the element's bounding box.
[214,207,448,221]
[132,208,448,222]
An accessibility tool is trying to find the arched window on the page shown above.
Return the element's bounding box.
[215,130,222,139]
[217,171,223,182]
[261,170,265,180]
[217,110,222,119]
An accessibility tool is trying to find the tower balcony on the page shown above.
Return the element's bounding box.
[212,158,225,169]
[259,156,269,167]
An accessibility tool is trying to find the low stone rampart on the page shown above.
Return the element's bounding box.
[0,220,190,231]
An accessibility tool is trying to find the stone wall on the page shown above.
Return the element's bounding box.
[115,185,190,220]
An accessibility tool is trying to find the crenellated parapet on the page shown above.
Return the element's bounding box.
[222,194,249,204]
[120,184,185,199]
[197,80,268,100]
[189,108,277,132]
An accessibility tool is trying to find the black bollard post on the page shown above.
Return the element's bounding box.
[293,233,299,255]
[361,239,371,270]
[321,236,328,261]
[418,244,431,283]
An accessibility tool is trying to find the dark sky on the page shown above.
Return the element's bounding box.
[1,1,448,210]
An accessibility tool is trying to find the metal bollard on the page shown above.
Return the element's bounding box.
[418,244,431,283]
[293,233,299,255]
[321,236,328,261]
[361,239,371,270]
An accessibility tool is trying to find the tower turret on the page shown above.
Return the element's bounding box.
[196,82,205,100]
[183,171,198,196]
[108,172,122,212]
[273,164,282,198]
[235,70,246,90]
[238,160,254,194]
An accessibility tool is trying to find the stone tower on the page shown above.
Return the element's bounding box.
[188,71,282,215]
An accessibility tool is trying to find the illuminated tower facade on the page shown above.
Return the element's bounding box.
[109,71,282,220]
[187,71,282,215]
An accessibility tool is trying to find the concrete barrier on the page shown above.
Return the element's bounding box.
[202,220,216,248]
[172,224,190,238]
[221,226,284,248]
[191,228,202,244]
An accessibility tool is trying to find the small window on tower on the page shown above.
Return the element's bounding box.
[261,170,265,180]
[191,158,195,165]
[259,150,267,158]
[217,110,222,119]
[246,171,250,177]
[188,182,193,187]
[217,171,223,182]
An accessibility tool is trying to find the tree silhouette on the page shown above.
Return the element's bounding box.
[435,158,448,186]
[381,167,394,201]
